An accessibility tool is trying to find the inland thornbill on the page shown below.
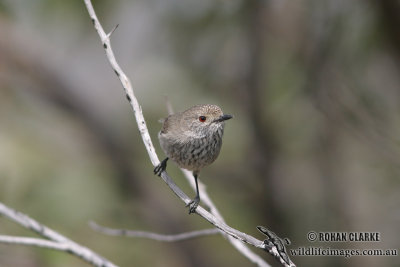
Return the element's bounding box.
[154,104,232,214]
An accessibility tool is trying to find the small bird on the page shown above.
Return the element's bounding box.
[154,104,232,214]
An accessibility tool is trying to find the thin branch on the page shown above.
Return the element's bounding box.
[107,24,119,38]
[82,1,295,266]
[0,202,118,267]
[164,96,174,116]
[89,222,220,242]
[0,236,69,251]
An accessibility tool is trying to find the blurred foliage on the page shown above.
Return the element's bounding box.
[1,0,400,267]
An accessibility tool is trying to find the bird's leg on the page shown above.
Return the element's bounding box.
[186,172,200,214]
[154,157,169,176]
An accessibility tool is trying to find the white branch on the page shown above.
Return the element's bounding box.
[0,202,118,267]
[82,1,295,266]
[89,222,220,241]
[0,236,69,250]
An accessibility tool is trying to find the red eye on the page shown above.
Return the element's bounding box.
[199,116,206,122]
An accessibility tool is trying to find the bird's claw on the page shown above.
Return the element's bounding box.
[153,164,164,176]
[186,196,200,214]
[154,158,168,176]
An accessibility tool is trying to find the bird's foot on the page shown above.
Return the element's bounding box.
[186,196,200,214]
[154,158,168,176]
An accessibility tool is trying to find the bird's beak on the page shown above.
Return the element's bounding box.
[215,114,233,122]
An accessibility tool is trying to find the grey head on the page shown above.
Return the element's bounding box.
[160,104,233,139]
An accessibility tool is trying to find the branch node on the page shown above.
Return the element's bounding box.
[257,226,294,267]
[107,24,119,39]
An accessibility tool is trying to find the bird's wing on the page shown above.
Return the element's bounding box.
[161,113,180,134]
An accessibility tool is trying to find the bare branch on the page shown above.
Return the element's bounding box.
[164,95,174,116]
[0,236,69,251]
[89,222,220,242]
[82,1,296,266]
[0,202,118,267]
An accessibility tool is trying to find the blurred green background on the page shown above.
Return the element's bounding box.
[1,0,399,266]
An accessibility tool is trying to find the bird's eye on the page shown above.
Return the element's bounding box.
[199,116,206,122]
